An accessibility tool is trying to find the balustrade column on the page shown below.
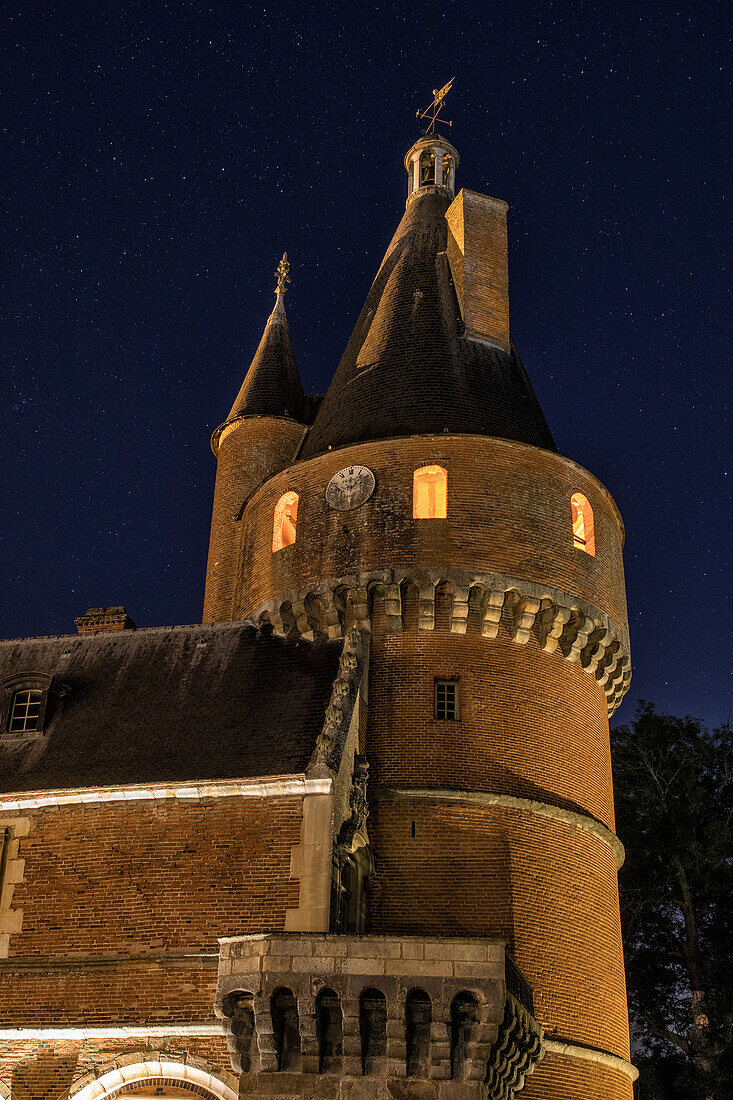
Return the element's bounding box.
[433,148,443,186]
[340,996,362,1077]
[298,993,319,1075]
[429,1005,452,1080]
[386,995,407,1078]
[253,993,278,1073]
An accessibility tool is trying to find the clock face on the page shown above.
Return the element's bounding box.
[325,465,376,511]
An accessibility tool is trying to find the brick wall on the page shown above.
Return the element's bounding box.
[9,797,302,959]
[0,1037,231,1100]
[235,434,628,631]
[367,799,629,1059]
[368,632,615,828]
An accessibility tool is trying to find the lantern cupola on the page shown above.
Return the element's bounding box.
[404,131,459,200]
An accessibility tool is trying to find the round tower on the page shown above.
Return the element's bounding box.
[211,132,634,1098]
[203,257,308,622]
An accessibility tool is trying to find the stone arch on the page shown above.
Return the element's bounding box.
[434,579,454,632]
[304,592,327,641]
[367,582,388,635]
[467,584,488,634]
[278,599,300,641]
[333,586,351,634]
[66,1055,238,1100]
[0,1079,9,1100]
[399,578,420,631]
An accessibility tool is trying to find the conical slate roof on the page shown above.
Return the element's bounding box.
[224,291,307,425]
[300,188,555,459]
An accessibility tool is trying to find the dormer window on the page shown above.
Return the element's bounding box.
[1,673,67,738]
[8,690,43,734]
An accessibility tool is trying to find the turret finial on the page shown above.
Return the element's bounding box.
[416,78,454,134]
[275,253,291,295]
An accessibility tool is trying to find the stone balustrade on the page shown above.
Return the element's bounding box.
[215,933,544,1098]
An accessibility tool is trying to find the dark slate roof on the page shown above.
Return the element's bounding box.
[300,188,555,460]
[223,292,307,425]
[0,623,341,794]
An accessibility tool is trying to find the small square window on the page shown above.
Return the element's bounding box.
[434,679,458,720]
[8,689,43,734]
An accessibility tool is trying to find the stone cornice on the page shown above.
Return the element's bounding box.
[543,1038,639,1082]
[0,775,332,814]
[374,787,625,868]
[0,1023,222,1039]
[249,568,631,715]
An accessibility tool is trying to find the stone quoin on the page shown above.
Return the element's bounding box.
[0,119,634,1099]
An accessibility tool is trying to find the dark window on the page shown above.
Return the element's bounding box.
[434,679,458,720]
[316,988,342,1072]
[221,992,255,1074]
[359,988,386,1075]
[406,989,432,1076]
[8,690,43,733]
[451,992,479,1080]
[271,988,300,1071]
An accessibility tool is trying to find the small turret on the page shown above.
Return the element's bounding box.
[404,131,459,199]
[203,257,308,622]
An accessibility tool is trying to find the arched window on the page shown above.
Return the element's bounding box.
[413,466,447,519]
[450,992,479,1080]
[359,988,387,1075]
[272,491,298,552]
[271,987,300,1071]
[406,989,432,1077]
[571,493,595,556]
[419,149,434,186]
[316,988,342,1072]
[221,992,255,1074]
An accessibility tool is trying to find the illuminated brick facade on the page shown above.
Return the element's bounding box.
[0,128,634,1099]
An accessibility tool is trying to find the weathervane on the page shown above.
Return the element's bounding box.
[416,78,454,134]
[275,252,291,294]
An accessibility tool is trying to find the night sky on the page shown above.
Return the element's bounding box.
[2,2,730,730]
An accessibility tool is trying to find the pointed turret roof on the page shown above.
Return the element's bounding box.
[300,184,555,460]
[216,277,307,446]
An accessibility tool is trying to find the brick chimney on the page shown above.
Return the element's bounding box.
[74,607,137,635]
[445,187,510,352]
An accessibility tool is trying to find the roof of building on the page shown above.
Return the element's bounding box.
[0,622,341,794]
[222,291,307,427]
[300,187,555,459]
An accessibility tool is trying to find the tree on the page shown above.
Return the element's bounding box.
[611,704,733,1099]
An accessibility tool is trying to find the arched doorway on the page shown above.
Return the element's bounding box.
[68,1057,237,1100]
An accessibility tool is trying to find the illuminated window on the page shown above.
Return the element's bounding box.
[413,465,447,519]
[571,493,595,555]
[8,689,43,733]
[273,491,298,552]
[434,680,458,720]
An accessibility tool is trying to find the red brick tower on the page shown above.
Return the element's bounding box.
[206,129,634,1098]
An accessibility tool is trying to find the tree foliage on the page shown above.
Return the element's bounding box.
[612,704,733,1098]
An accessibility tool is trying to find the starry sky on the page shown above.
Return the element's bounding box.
[2,1,730,729]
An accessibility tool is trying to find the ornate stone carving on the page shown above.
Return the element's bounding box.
[338,754,369,847]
